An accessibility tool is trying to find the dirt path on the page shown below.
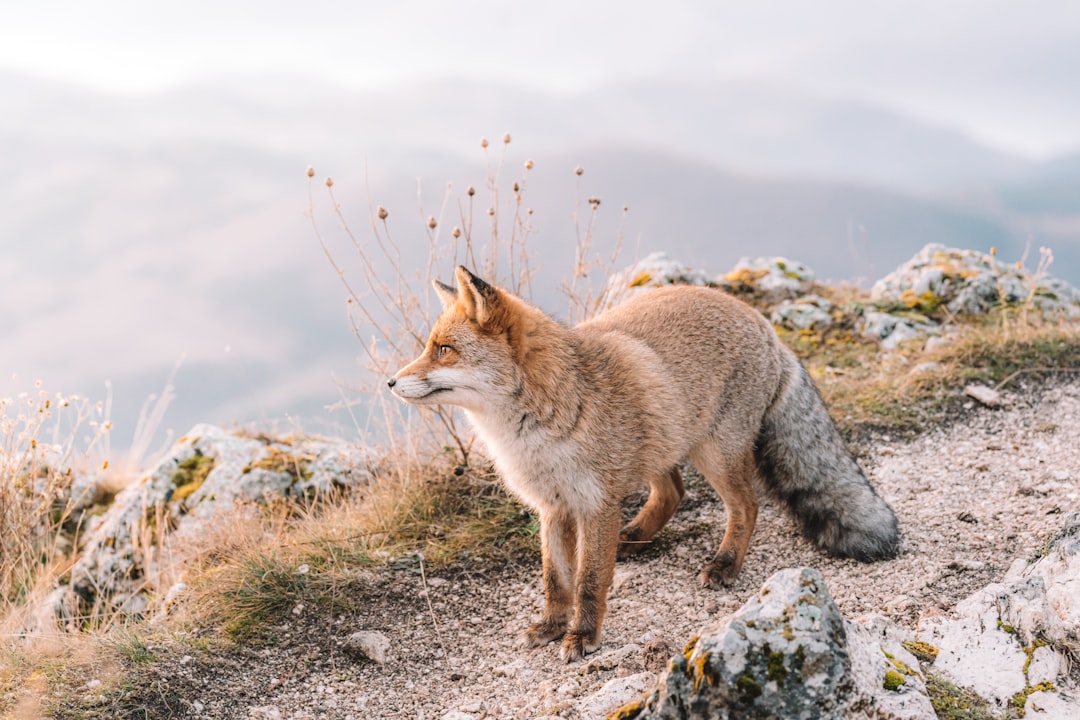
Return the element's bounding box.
[69,380,1080,719]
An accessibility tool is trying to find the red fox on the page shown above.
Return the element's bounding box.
[389,267,899,662]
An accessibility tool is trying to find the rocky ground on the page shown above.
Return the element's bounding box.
[54,377,1080,719]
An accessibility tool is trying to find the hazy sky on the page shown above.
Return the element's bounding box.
[4,1,1079,158]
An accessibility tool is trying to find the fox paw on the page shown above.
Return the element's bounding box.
[699,549,741,589]
[617,526,648,559]
[559,630,600,662]
[517,619,566,649]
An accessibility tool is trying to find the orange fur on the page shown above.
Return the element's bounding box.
[390,266,898,661]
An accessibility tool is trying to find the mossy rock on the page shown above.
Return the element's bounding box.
[171,453,215,503]
[242,447,315,482]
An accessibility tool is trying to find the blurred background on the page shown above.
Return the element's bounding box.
[3,1,1079,450]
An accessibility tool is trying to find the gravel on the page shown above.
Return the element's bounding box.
[107,379,1080,719]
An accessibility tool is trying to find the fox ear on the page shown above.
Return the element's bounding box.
[454,266,500,327]
[433,279,457,309]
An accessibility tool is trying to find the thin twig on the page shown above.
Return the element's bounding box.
[418,554,450,669]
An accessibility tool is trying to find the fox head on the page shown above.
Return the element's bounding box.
[388,266,527,412]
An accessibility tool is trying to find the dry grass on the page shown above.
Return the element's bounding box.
[791,298,1080,436]
[0,372,182,717]
[180,453,537,644]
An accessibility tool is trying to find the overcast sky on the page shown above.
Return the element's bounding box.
[4,1,1079,158]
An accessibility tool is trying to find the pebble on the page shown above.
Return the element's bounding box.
[344,630,390,664]
[964,384,1004,408]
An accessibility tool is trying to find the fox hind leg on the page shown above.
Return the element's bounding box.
[617,467,685,559]
[691,443,759,588]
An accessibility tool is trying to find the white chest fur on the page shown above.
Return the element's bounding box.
[465,409,604,517]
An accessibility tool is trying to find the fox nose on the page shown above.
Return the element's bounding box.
[387,378,397,388]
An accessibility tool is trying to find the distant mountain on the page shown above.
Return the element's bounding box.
[2,71,1077,448]
[999,153,1080,214]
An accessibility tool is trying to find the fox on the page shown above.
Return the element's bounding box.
[388,266,899,662]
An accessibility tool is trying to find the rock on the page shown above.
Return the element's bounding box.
[600,252,713,309]
[964,383,1004,407]
[641,639,676,674]
[581,644,641,674]
[35,425,371,627]
[858,311,937,350]
[1025,687,1080,715]
[871,243,1080,318]
[771,295,834,331]
[345,630,390,664]
[719,256,816,298]
[624,567,934,719]
[440,712,479,720]
[575,672,656,718]
[923,335,954,352]
[910,362,942,375]
[917,512,1080,712]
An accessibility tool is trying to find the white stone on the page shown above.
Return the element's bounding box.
[573,672,656,718]
[772,295,834,330]
[859,311,936,349]
[720,256,816,296]
[917,513,1080,712]
[917,596,1028,706]
[1025,688,1080,716]
[871,243,1080,318]
[846,620,936,720]
[345,630,390,664]
[600,252,712,309]
[911,362,942,375]
[1027,645,1062,686]
[580,643,641,674]
[964,384,1004,408]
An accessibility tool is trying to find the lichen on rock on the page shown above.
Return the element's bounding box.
[872,243,1080,319]
[32,424,372,630]
[626,568,935,719]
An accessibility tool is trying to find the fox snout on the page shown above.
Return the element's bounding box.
[386,377,397,388]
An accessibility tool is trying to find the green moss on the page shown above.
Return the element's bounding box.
[171,453,215,503]
[997,619,1017,636]
[242,447,314,482]
[735,674,762,704]
[925,673,999,719]
[765,650,787,687]
[883,669,906,691]
[792,644,806,673]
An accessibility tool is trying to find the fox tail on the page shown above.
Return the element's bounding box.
[754,357,900,561]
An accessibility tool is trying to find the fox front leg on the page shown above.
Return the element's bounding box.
[518,510,577,649]
[560,510,621,662]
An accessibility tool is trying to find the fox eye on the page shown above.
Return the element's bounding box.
[437,344,453,359]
